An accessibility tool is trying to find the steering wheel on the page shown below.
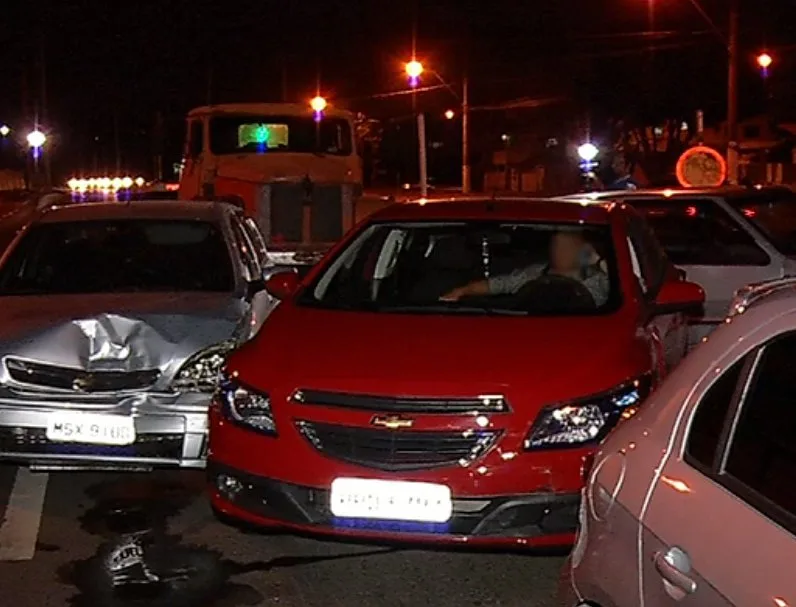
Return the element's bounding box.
[514,274,597,312]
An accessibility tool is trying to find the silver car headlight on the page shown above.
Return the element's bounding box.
[171,340,236,393]
[524,375,651,449]
[217,371,275,435]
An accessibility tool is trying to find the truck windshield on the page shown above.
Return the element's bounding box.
[209,115,353,156]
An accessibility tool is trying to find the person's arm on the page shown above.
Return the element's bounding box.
[441,266,541,301]
[439,279,489,301]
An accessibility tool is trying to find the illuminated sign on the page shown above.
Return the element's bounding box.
[675,146,727,188]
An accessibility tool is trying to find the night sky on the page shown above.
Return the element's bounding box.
[2,0,795,180]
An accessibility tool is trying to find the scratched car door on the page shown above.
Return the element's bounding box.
[641,334,796,606]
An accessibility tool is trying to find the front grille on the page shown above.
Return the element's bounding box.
[269,183,343,243]
[296,420,499,471]
[5,358,160,392]
[292,389,510,414]
[0,428,183,459]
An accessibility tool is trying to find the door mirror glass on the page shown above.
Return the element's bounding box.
[265,270,300,300]
[653,280,705,315]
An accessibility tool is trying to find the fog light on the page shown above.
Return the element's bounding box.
[216,474,243,500]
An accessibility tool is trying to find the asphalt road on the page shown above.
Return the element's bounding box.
[0,466,566,607]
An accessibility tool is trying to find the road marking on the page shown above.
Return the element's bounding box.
[0,469,49,561]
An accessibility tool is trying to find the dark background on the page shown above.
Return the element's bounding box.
[1,0,794,182]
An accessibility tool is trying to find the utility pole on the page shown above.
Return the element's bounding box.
[39,39,51,187]
[726,0,739,184]
[462,75,470,193]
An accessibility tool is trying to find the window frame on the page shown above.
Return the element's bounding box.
[684,334,796,536]
[189,120,204,158]
[624,211,668,300]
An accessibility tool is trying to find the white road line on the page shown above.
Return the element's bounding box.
[0,469,49,561]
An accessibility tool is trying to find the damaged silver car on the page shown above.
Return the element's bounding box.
[0,199,277,471]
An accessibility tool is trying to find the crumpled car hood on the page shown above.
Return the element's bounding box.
[0,293,246,387]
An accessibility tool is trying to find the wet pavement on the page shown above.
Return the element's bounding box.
[0,467,565,606]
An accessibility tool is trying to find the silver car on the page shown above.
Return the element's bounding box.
[558,186,796,346]
[0,199,276,471]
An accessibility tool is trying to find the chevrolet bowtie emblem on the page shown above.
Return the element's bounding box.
[370,415,414,430]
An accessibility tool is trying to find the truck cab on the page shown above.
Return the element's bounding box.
[179,103,363,253]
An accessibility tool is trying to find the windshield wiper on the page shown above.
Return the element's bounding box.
[376,304,527,316]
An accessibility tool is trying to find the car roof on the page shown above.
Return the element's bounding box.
[366,197,618,224]
[33,199,236,225]
[557,185,793,202]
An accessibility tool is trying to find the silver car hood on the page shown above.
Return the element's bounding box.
[0,292,246,386]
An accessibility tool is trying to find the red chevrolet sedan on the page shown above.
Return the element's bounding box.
[207,198,704,548]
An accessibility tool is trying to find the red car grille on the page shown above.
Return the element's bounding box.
[295,420,499,471]
[292,389,509,415]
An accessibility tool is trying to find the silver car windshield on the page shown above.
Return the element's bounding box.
[0,219,235,295]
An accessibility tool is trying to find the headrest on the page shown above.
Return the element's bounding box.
[426,236,475,270]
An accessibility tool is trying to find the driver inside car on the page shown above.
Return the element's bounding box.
[439,230,609,306]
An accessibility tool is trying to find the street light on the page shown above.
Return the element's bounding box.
[405,60,424,87]
[757,52,773,69]
[0,125,9,137]
[577,143,599,162]
[26,130,46,149]
[310,96,327,113]
[403,58,470,193]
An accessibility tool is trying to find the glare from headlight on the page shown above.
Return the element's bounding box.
[171,340,236,393]
[219,373,276,434]
[524,377,650,449]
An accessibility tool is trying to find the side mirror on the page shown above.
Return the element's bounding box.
[653,280,705,316]
[264,270,300,300]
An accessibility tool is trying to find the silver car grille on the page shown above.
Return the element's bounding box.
[5,358,160,393]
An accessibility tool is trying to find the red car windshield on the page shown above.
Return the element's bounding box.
[298,221,621,316]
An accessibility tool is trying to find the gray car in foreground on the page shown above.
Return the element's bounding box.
[0,199,274,470]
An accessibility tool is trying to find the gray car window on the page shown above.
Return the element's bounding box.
[628,199,770,266]
[685,357,747,470]
[724,334,796,523]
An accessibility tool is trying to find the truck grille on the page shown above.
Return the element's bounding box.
[269,182,343,243]
[292,389,510,414]
[296,420,499,471]
[5,358,160,393]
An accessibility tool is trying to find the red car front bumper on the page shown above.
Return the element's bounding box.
[208,408,584,548]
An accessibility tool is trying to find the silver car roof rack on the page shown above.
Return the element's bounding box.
[728,276,796,318]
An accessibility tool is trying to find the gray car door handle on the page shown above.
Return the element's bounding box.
[654,551,697,595]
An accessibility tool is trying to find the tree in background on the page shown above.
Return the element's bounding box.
[605,117,693,186]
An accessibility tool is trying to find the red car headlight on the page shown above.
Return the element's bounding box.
[523,375,651,450]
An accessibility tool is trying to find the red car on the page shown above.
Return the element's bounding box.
[208,198,704,548]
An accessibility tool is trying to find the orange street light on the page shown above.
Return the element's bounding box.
[444,109,455,120]
[757,52,773,69]
[310,96,327,113]
[405,60,424,79]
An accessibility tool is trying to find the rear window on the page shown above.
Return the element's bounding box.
[626,198,769,266]
[729,190,796,255]
[0,219,235,295]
